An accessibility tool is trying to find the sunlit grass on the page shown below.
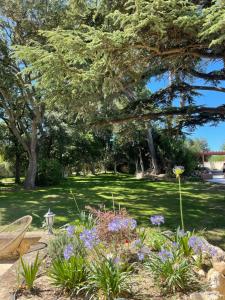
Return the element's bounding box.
[0,174,225,247]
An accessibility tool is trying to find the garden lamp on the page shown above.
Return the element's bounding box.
[44,208,55,235]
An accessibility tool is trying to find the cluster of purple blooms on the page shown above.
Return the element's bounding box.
[150,215,165,226]
[64,243,74,260]
[80,227,99,249]
[188,236,217,256]
[108,217,137,232]
[66,225,75,237]
[158,249,173,262]
[132,239,150,261]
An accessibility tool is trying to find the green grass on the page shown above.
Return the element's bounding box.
[0,174,225,247]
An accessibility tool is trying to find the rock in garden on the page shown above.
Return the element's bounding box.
[213,262,225,275]
[207,269,225,299]
[190,291,224,300]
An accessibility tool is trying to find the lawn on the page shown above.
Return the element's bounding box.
[0,174,225,247]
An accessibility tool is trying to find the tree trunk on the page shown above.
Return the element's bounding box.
[15,151,21,184]
[90,162,96,175]
[135,159,139,174]
[24,151,37,189]
[114,162,117,174]
[146,124,160,175]
[24,120,38,189]
[138,147,144,174]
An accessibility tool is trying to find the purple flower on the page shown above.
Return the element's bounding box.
[132,239,142,248]
[137,252,145,261]
[150,215,164,226]
[208,246,217,257]
[188,236,206,254]
[113,257,120,264]
[177,229,186,237]
[108,217,137,232]
[172,242,178,248]
[128,219,137,230]
[158,249,173,262]
[80,228,99,249]
[64,244,73,260]
[108,218,122,232]
[66,225,75,237]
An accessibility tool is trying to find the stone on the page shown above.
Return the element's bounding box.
[197,269,206,278]
[190,292,224,300]
[213,262,225,275]
[207,269,225,299]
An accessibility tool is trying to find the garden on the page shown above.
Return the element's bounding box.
[10,168,225,300]
[1,0,225,299]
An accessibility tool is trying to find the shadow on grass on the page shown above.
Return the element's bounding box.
[0,174,225,247]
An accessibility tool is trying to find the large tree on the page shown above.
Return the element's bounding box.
[13,0,225,130]
[0,0,66,188]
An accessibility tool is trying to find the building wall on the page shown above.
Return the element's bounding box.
[204,161,225,170]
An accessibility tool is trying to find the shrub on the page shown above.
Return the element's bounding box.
[48,231,86,261]
[49,256,88,294]
[37,159,63,186]
[85,206,137,246]
[86,256,132,300]
[145,229,168,251]
[71,210,96,229]
[146,250,199,293]
[19,252,41,291]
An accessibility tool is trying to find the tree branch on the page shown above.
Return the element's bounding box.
[94,105,225,126]
[187,69,225,81]
[190,85,225,93]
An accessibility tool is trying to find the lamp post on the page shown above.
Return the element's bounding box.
[44,208,55,235]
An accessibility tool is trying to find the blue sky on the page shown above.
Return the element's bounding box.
[147,60,225,151]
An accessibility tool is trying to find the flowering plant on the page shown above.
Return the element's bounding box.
[150,215,165,226]
[85,206,137,248]
[86,255,132,299]
[173,165,185,230]
[146,249,199,293]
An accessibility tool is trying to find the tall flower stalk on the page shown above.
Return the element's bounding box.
[173,166,185,230]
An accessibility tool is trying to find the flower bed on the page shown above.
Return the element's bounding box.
[15,167,225,300]
[15,206,225,300]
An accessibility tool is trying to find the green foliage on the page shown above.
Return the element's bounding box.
[145,229,168,251]
[156,134,199,175]
[71,210,96,229]
[209,155,225,162]
[48,231,86,261]
[37,159,63,186]
[19,252,41,291]
[175,229,194,257]
[146,251,199,293]
[87,256,132,300]
[49,256,88,293]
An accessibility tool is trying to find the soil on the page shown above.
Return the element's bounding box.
[16,270,189,300]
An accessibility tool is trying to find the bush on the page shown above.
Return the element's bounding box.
[49,256,88,294]
[37,159,63,186]
[0,161,13,177]
[71,210,96,229]
[146,250,199,293]
[145,229,168,251]
[86,256,132,300]
[19,252,41,291]
[48,231,86,261]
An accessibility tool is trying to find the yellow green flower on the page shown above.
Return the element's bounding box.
[173,166,184,178]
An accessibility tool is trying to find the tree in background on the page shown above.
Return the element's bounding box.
[0,0,66,188]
